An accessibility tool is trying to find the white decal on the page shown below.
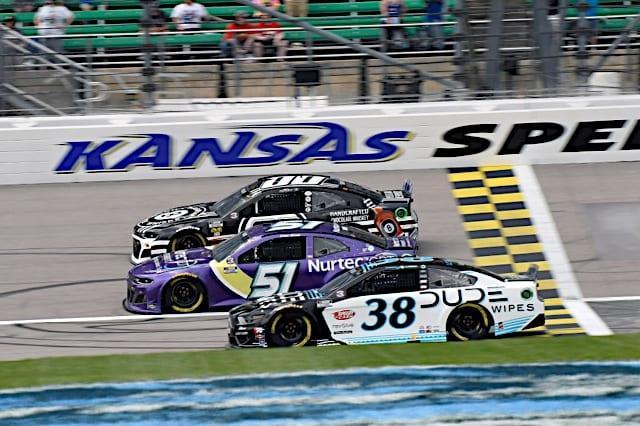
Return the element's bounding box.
[260,175,326,189]
[249,262,298,298]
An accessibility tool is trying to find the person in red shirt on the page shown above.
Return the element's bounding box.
[220,11,255,58]
[253,11,287,59]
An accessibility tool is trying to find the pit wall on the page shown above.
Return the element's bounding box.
[2,95,640,185]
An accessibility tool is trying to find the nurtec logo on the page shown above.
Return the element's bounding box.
[333,310,356,321]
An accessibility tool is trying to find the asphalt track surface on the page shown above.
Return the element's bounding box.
[0,166,638,360]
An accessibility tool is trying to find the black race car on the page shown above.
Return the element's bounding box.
[131,174,418,263]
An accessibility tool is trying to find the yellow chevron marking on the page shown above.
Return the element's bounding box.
[448,171,484,182]
[496,209,532,220]
[514,262,550,273]
[453,187,490,198]
[490,193,524,204]
[463,220,501,232]
[536,279,558,291]
[470,237,507,249]
[507,243,544,255]
[484,176,519,187]
[458,204,495,215]
[546,328,585,335]
[501,226,537,237]
[546,318,580,326]
[479,165,514,172]
[474,255,514,267]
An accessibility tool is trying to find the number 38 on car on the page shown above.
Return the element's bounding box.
[228,256,545,347]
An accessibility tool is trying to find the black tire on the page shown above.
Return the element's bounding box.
[162,276,206,314]
[447,304,490,341]
[266,310,314,347]
[169,232,207,252]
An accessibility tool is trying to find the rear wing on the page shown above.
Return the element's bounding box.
[504,264,539,287]
[403,180,413,198]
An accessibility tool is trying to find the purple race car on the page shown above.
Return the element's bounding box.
[124,221,416,314]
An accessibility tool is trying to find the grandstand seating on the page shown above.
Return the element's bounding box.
[0,0,638,52]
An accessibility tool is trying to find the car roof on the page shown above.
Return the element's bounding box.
[242,174,381,199]
[357,256,506,280]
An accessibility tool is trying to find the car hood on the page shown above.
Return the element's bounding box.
[135,202,219,234]
[130,248,214,275]
[252,289,326,309]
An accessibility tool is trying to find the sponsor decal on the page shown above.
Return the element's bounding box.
[308,256,371,273]
[54,123,413,173]
[419,288,486,308]
[333,309,356,321]
[521,289,533,300]
[329,208,370,223]
[433,120,640,157]
[490,303,536,313]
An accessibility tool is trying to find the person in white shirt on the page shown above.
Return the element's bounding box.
[171,0,220,31]
[34,0,73,53]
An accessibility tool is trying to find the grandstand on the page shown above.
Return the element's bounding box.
[0,0,639,114]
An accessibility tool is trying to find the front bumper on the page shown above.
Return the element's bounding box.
[131,234,170,264]
[227,314,268,348]
[123,280,163,314]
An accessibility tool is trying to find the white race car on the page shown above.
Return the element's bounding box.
[228,256,545,347]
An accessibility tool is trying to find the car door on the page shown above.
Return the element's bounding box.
[305,236,354,288]
[235,235,309,299]
[237,189,305,231]
[322,267,427,344]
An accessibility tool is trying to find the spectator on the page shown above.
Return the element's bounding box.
[220,11,255,59]
[424,0,446,50]
[34,0,73,54]
[253,0,281,15]
[12,0,35,13]
[146,6,168,33]
[586,0,598,45]
[284,0,307,18]
[2,15,18,31]
[171,0,221,32]
[253,11,287,59]
[380,0,407,49]
[79,0,95,11]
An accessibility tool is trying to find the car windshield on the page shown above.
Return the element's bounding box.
[211,232,249,262]
[214,189,247,217]
[338,225,386,247]
[319,268,366,296]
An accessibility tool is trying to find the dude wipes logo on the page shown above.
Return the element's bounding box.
[54,122,414,173]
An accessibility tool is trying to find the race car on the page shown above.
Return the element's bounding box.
[228,256,545,348]
[125,221,416,314]
[131,174,417,263]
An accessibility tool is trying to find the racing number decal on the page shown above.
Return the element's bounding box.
[362,297,416,331]
[249,262,298,298]
[267,221,323,232]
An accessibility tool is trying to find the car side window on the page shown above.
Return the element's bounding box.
[313,237,349,258]
[257,191,304,215]
[427,267,477,288]
[311,191,348,212]
[347,269,419,297]
[255,236,306,262]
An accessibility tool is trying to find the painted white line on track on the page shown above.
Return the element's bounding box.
[515,165,612,337]
[582,296,640,303]
[0,312,228,326]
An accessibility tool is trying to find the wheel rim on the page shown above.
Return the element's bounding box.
[174,234,204,251]
[454,308,484,336]
[276,317,306,344]
[171,281,199,308]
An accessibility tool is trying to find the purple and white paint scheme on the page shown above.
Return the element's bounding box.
[125,221,416,314]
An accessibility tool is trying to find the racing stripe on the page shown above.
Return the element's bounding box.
[448,166,584,336]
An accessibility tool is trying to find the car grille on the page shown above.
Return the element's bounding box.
[127,285,146,304]
[132,238,142,258]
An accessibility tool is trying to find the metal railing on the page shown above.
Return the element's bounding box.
[0,1,639,115]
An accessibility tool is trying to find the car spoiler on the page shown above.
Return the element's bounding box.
[504,264,539,286]
[403,179,413,198]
